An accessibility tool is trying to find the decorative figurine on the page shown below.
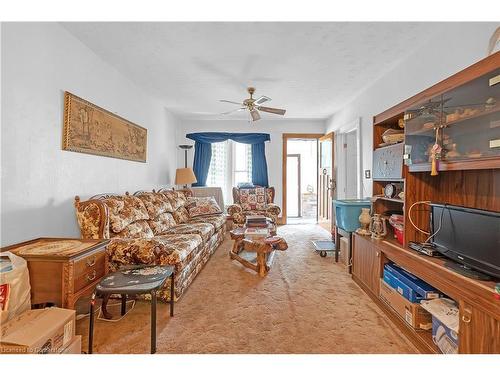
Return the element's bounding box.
[356,208,372,236]
[370,214,387,240]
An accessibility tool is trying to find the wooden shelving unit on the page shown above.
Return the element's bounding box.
[351,51,500,354]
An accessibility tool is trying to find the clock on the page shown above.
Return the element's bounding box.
[384,183,397,198]
[373,143,404,180]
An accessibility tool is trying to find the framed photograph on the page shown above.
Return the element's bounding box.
[62,91,147,162]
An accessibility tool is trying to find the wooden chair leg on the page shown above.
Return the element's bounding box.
[121,294,127,316]
[88,293,96,354]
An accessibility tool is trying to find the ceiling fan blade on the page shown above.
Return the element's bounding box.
[219,100,243,105]
[253,96,271,105]
[257,106,286,115]
[221,108,246,115]
[250,109,261,121]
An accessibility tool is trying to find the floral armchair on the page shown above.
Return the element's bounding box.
[227,186,281,227]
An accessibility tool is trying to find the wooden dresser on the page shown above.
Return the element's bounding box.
[2,238,109,309]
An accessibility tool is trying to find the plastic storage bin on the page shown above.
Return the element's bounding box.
[333,199,371,232]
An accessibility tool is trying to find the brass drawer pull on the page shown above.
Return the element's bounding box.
[462,315,471,323]
[86,257,96,267]
[87,270,97,281]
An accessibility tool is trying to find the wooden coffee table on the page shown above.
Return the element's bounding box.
[229,224,288,277]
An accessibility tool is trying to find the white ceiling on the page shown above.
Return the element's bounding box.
[62,22,442,120]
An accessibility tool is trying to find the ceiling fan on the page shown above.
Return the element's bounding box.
[219,87,286,121]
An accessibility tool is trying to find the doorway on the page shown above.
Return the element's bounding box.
[282,134,322,225]
[336,119,362,199]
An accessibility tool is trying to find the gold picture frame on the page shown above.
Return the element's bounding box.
[62,91,147,162]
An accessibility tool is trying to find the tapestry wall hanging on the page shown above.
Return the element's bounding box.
[62,91,147,162]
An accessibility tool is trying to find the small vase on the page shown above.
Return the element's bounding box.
[356,208,371,236]
[370,214,388,240]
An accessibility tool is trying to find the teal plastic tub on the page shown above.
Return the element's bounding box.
[333,199,371,232]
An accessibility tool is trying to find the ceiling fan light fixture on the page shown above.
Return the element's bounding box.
[250,109,261,121]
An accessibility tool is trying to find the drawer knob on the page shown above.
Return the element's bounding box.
[461,315,471,324]
[87,270,97,281]
[86,257,96,267]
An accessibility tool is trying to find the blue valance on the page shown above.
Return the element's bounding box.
[187,132,270,187]
[186,132,270,145]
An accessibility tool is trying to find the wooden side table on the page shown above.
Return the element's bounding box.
[2,238,109,309]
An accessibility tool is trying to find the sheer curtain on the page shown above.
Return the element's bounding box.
[206,140,252,206]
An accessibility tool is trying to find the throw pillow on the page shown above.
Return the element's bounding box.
[110,220,154,239]
[239,187,268,211]
[136,192,174,217]
[103,196,150,233]
[148,212,177,235]
[172,206,190,224]
[186,197,222,218]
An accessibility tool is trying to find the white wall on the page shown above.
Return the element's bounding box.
[325,23,499,197]
[176,118,326,210]
[1,23,179,246]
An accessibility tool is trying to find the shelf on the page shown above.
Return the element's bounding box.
[406,103,500,136]
[374,141,404,150]
[372,196,404,204]
[408,156,500,172]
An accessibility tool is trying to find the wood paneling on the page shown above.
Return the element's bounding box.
[459,302,500,354]
[352,235,382,296]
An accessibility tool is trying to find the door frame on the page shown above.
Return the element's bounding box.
[286,154,301,218]
[336,117,362,199]
[282,133,323,225]
[318,132,335,233]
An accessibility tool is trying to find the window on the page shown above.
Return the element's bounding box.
[232,142,252,186]
[206,140,252,206]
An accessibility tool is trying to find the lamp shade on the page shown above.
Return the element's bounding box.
[175,168,197,185]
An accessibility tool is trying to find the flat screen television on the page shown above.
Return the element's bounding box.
[430,203,500,279]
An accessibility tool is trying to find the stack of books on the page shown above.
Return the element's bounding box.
[245,215,271,228]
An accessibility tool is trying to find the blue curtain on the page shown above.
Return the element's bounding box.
[251,142,269,187]
[186,132,270,187]
[191,142,212,187]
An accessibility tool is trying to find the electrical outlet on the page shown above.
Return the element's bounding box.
[364,170,371,179]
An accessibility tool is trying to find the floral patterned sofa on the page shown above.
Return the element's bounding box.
[227,186,281,228]
[74,189,226,301]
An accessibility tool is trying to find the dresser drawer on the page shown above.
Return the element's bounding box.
[73,251,106,291]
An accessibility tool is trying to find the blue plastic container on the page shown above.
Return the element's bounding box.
[333,199,371,232]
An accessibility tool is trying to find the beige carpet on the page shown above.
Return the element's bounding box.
[76,224,417,354]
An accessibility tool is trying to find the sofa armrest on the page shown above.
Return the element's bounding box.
[74,196,110,239]
[227,204,243,216]
[266,203,281,217]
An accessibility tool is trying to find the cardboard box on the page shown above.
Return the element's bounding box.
[379,279,432,330]
[339,237,349,266]
[384,263,441,299]
[0,307,75,354]
[383,268,425,303]
[61,335,82,354]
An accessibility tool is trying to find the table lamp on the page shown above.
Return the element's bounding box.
[175,167,197,188]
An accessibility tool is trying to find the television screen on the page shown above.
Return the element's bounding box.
[430,203,500,279]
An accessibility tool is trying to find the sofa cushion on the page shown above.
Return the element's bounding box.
[110,220,154,239]
[239,187,268,211]
[185,196,222,218]
[147,212,177,235]
[172,206,190,224]
[136,192,174,217]
[162,190,188,211]
[188,214,226,231]
[102,196,150,233]
[107,233,203,267]
[164,222,215,243]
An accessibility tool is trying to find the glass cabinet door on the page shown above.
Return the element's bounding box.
[405,68,500,168]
